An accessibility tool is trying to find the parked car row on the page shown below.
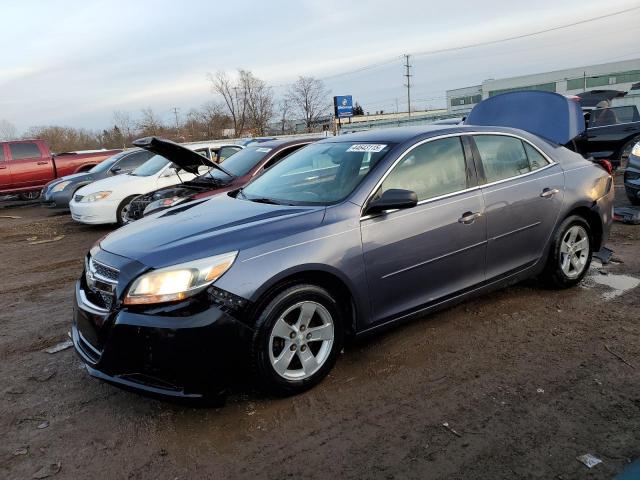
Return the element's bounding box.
[68,141,244,225]
[70,91,614,401]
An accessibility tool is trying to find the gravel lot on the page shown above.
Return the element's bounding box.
[1,176,639,480]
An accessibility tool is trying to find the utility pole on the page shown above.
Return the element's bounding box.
[172,107,180,132]
[404,54,412,117]
[583,71,586,92]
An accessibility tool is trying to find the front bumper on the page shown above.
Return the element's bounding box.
[72,281,254,398]
[41,188,74,209]
[69,198,119,224]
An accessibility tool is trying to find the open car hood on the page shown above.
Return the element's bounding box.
[465,91,585,145]
[132,136,215,175]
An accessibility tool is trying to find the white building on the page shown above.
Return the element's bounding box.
[447,58,640,114]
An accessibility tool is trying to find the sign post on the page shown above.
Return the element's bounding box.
[333,95,353,134]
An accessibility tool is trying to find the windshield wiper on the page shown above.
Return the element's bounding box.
[246,197,280,205]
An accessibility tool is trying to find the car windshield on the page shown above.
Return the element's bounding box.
[89,152,129,173]
[130,154,170,177]
[240,142,393,205]
[204,146,270,181]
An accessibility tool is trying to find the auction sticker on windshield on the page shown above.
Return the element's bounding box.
[346,144,387,153]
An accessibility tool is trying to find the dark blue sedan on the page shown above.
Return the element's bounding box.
[71,92,614,399]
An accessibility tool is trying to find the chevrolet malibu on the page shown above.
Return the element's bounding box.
[72,92,614,399]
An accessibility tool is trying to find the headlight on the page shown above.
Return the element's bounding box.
[51,180,71,193]
[631,142,640,157]
[81,191,112,202]
[143,196,186,215]
[123,252,238,305]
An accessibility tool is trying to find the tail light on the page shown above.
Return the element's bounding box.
[596,159,613,175]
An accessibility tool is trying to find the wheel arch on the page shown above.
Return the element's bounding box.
[248,265,359,337]
[562,204,604,251]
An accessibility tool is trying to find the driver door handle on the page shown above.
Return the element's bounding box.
[37,161,48,165]
[540,188,559,198]
[458,211,482,224]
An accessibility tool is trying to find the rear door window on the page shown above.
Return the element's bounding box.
[379,136,468,201]
[473,135,531,183]
[218,146,242,163]
[117,151,153,170]
[9,142,41,160]
[523,142,550,172]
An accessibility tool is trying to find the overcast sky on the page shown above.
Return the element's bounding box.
[1,0,639,132]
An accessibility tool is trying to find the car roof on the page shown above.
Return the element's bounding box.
[318,125,527,144]
[249,137,322,149]
[183,141,243,150]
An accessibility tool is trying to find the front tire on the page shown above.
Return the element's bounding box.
[250,284,343,396]
[116,195,137,226]
[540,215,592,289]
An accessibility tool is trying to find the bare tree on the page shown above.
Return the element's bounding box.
[137,108,164,136]
[287,76,330,132]
[240,70,274,135]
[209,71,247,136]
[199,101,231,138]
[112,110,134,147]
[277,98,293,134]
[0,119,17,141]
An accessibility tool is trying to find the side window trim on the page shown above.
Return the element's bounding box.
[368,135,471,206]
[467,133,556,187]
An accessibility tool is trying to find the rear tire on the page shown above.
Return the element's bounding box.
[250,284,343,396]
[18,191,40,201]
[540,215,592,289]
[116,195,137,226]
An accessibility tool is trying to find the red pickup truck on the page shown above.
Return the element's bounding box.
[0,139,121,199]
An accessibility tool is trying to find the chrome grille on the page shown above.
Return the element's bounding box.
[74,194,84,202]
[90,258,119,282]
[85,256,119,311]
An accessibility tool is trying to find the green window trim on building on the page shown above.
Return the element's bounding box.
[488,82,556,97]
[566,69,640,91]
[566,78,584,90]
[450,94,482,107]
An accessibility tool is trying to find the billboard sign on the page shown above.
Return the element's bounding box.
[334,95,353,118]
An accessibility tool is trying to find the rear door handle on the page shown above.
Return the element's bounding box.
[0,165,6,170]
[458,211,482,224]
[37,161,48,165]
[540,188,560,198]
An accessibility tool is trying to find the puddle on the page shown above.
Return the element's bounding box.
[615,458,640,479]
[587,260,640,300]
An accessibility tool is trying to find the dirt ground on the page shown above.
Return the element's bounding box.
[1,177,639,480]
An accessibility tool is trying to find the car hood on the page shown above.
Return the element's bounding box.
[75,172,148,196]
[133,136,215,175]
[100,194,325,268]
[45,172,90,189]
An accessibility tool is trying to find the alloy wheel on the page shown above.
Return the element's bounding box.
[559,225,589,279]
[268,301,334,381]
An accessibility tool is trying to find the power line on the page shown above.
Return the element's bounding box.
[271,5,640,87]
[411,5,640,59]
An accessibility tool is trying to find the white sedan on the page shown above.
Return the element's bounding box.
[69,141,242,225]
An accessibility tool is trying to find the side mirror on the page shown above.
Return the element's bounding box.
[365,189,418,215]
[110,166,122,174]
